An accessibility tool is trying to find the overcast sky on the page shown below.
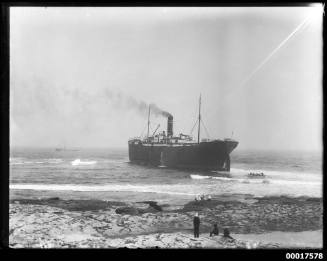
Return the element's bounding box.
[10,6,323,151]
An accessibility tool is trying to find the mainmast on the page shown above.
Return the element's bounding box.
[147,106,151,138]
[197,94,201,144]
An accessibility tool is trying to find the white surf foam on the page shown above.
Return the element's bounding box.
[10,180,322,198]
[46,158,63,163]
[10,162,25,165]
[191,175,268,184]
[190,174,321,186]
[11,161,35,165]
[9,183,197,196]
[10,158,64,165]
[10,157,24,162]
[230,168,320,178]
[71,159,97,166]
[190,174,211,179]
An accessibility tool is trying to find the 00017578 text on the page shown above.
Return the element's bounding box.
[286,253,323,260]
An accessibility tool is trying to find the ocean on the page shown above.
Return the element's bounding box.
[9,147,322,205]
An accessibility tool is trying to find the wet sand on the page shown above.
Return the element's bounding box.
[9,195,322,248]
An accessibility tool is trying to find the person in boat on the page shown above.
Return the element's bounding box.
[193,212,200,238]
[223,228,235,242]
[209,224,219,237]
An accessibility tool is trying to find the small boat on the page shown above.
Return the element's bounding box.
[248,172,265,177]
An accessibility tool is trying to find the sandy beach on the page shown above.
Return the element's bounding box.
[9,195,322,249]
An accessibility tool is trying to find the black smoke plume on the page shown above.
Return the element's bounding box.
[105,90,172,118]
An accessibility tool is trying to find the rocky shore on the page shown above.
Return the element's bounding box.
[9,195,322,248]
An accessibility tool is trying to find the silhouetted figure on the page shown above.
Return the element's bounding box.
[210,224,219,237]
[223,228,235,242]
[193,212,200,238]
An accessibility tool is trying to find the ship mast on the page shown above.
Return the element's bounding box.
[197,94,201,144]
[147,106,151,138]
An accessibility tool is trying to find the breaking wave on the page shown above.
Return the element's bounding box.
[9,183,197,196]
[46,159,64,164]
[190,174,320,186]
[190,174,268,184]
[71,159,97,166]
[190,175,211,179]
[10,158,63,165]
[230,168,320,178]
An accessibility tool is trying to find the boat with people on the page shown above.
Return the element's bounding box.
[247,172,265,178]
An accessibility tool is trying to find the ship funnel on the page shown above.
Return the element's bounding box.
[167,115,173,137]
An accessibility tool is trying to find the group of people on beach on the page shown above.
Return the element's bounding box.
[194,194,212,201]
[193,212,235,242]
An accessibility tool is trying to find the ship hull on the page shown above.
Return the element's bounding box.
[128,139,238,171]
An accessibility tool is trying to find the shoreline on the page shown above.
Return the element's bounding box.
[9,195,323,248]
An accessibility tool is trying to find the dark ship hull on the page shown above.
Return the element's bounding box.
[128,139,238,171]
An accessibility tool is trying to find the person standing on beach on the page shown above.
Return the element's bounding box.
[193,212,200,238]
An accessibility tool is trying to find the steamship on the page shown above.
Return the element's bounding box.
[128,96,238,171]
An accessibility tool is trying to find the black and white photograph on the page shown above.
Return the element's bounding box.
[8,5,323,249]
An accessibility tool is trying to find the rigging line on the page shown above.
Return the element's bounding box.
[189,100,201,135]
[140,124,147,138]
[200,118,210,138]
[200,118,210,139]
[190,120,198,135]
